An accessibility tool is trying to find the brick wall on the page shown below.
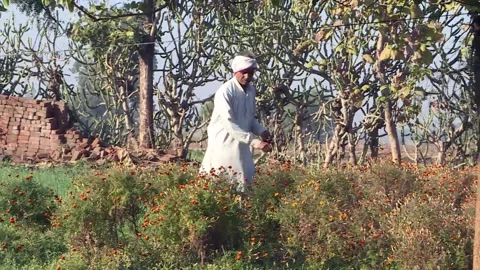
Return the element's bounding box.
[0,95,82,159]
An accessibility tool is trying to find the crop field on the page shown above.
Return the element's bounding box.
[0,160,477,270]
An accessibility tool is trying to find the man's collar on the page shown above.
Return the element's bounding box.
[232,77,252,92]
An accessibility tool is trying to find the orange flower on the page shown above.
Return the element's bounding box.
[235,251,243,260]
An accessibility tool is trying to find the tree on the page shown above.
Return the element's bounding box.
[48,0,170,149]
[151,1,223,158]
[67,18,141,147]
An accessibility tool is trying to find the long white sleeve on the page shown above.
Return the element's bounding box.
[251,118,266,135]
[214,88,253,145]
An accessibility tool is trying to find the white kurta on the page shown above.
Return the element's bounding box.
[200,77,266,190]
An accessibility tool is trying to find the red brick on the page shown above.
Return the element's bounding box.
[71,149,84,161]
[19,130,31,136]
[18,134,30,142]
[91,138,101,147]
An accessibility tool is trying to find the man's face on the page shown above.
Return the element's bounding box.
[235,68,256,86]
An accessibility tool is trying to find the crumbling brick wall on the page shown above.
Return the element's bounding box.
[0,95,82,159]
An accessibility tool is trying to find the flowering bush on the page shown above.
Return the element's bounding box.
[0,161,477,269]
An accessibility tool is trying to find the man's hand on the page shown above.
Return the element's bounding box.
[251,139,272,153]
[260,130,272,142]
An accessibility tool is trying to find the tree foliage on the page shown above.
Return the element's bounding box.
[0,0,477,166]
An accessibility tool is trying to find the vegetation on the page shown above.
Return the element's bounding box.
[0,162,477,269]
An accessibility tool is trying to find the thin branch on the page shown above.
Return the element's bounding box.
[73,2,167,22]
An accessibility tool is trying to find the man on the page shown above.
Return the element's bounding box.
[200,52,272,191]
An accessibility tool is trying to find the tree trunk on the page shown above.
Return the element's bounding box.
[121,85,138,149]
[369,128,379,159]
[471,14,480,270]
[436,143,447,167]
[475,179,480,270]
[375,26,401,164]
[384,101,401,163]
[474,15,480,163]
[323,125,342,168]
[347,134,357,165]
[138,0,155,149]
[172,118,187,158]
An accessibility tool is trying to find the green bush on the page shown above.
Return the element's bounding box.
[0,176,66,266]
[0,176,57,228]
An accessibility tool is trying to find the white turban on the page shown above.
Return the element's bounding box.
[231,55,258,73]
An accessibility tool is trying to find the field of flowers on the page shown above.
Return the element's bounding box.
[0,160,478,269]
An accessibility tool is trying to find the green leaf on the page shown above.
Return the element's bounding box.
[335,44,344,53]
[398,86,411,99]
[271,0,280,7]
[386,4,394,13]
[315,29,332,42]
[305,61,315,69]
[346,45,357,55]
[351,94,364,108]
[0,4,6,11]
[361,85,370,91]
[379,46,391,61]
[376,96,388,104]
[421,50,433,65]
[363,54,375,64]
[414,87,426,98]
[125,31,135,38]
[66,0,74,12]
[445,1,460,11]
[420,43,427,52]
[410,3,422,17]
[3,0,8,7]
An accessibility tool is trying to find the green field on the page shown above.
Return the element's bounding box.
[0,161,477,269]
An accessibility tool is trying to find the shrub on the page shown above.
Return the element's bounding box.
[0,176,57,229]
[0,161,477,269]
[0,176,66,266]
[136,172,248,268]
